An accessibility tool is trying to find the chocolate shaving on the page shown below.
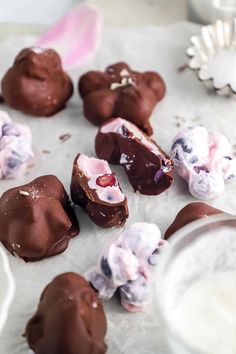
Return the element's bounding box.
[59,133,72,143]
[41,150,51,154]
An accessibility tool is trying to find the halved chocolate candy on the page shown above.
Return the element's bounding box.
[95,118,174,195]
[70,153,129,228]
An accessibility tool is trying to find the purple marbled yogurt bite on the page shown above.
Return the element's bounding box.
[0,111,33,179]
[171,126,236,200]
[85,222,168,312]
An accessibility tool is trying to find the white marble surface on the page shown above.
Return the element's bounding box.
[0,21,236,354]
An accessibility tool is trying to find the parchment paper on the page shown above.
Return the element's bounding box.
[0,22,236,354]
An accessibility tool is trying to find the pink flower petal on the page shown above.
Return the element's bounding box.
[36,4,103,70]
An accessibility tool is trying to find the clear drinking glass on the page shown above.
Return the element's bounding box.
[155,214,236,354]
[188,0,236,24]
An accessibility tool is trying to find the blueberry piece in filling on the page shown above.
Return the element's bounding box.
[7,157,21,169]
[172,138,192,154]
[148,248,159,266]
[190,156,198,164]
[121,124,130,137]
[194,165,209,174]
[101,257,112,278]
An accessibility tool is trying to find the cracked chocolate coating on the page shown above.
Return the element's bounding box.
[0,175,79,261]
[70,153,129,228]
[78,62,166,135]
[1,47,73,116]
[164,202,223,239]
[25,272,107,354]
[95,118,174,195]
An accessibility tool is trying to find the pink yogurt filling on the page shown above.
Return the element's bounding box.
[100,118,162,156]
[77,154,125,204]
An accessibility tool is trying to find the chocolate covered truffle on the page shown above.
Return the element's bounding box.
[71,154,128,227]
[164,202,223,239]
[0,175,79,261]
[78,62,166,135]
[1,47,73,116]
[95,118,174,195]
[26,272,107,354]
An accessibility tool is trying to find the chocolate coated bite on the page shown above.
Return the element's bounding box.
[1,47,73,116]
[71,154,128,227]
[95,118,174,195]
[25,272,107,354]
[78,62,166,135]
[0,175,79,261]
[164,202,223,239]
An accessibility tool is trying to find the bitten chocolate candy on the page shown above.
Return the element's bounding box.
[1,47,73,116]
[78,62,166,135]
[95,118,174,196]
[71,154,129,228]
[25,272,107,354]
[164,202,223,239]
[0,175,79,261]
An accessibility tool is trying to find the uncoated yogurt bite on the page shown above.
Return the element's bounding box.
[70,153,129,228]
[0,110,33,179]
[171,126,236,200]
[95,118,174,195]
[85,222,168,312]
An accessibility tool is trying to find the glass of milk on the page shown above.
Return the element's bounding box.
[155,214,236,354]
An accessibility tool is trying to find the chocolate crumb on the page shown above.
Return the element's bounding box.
[42,150,51,154]
[177,63,188,72]
[28,164,35,169]
[59,133,72,143]
[176,122,181,128]
[175,115,186,122]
